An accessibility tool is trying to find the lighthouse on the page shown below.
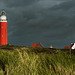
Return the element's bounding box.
[0,10,8,45]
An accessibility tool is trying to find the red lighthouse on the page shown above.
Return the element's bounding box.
[0,10,8,45]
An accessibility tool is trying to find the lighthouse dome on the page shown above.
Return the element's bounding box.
[0,9,7,21]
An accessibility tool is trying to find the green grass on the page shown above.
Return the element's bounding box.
[0,45,75,75]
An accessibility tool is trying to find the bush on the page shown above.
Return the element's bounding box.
[0,47,74,75]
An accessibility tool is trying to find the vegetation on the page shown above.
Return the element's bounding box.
[0,45,75,75]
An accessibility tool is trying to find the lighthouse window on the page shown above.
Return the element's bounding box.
[2,26,3,28]
[2,35,3,37]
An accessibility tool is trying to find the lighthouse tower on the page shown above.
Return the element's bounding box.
[0,10,8,45]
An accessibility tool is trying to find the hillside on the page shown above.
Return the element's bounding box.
[0,45,75,75]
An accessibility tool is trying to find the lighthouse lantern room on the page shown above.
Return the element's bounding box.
[0,10,8,45]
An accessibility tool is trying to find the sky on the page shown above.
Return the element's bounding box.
[0,0,75,48]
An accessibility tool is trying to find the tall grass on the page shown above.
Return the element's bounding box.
[0,47,75,75]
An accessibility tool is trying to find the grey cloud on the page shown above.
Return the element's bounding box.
[1,0,38,7]
[0,0,75,48]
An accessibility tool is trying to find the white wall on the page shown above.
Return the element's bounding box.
[71,43,75,49]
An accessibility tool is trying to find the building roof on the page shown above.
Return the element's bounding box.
[32,42,44,48]
[65,46,70,49]
[50,45,54,48]
[65,43,75,49]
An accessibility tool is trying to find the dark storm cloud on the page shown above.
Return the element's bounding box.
[1,0,37,6]
[0,0,75,48]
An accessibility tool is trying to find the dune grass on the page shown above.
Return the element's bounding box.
[0,46,75,75]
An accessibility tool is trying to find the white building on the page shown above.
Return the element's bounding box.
[71,43,75,49]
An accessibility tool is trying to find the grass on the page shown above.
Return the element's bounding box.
[0,45,75,75]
